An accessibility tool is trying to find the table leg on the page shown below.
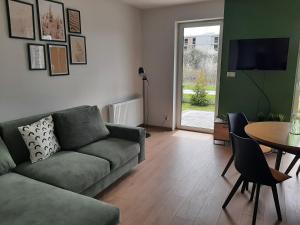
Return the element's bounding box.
[275,151,283,170]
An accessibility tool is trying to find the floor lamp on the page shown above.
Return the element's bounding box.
[138,67,151,138]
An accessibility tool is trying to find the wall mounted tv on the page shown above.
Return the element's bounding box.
[228,38,290,71]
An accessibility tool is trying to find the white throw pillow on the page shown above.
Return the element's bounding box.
[18,115,60,163]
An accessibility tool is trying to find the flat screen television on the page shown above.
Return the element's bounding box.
[228,38,289,71]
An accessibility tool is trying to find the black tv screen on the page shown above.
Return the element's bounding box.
[228,38,289,71]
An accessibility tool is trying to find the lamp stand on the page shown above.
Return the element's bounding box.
[143,77,151,138]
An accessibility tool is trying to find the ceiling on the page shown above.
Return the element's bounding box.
[120,0,218,9]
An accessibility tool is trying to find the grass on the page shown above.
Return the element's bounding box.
[181,85,216,112]
[182,103,215,112]
[183,85,216,91]
[182,94,215,112]
[182,93,215,104]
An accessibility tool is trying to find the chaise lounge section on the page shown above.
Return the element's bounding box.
[0,173,119,225]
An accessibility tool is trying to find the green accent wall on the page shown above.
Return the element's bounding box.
[218,0,300,121]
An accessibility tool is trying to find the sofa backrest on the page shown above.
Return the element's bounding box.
[0,106,90,165]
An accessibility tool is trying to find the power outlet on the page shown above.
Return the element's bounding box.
[164,115,169,121]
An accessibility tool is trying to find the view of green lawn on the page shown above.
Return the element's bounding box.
[182,91,215,112]
[183,85,216,91]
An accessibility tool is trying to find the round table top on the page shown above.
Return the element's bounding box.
[245,122,300,155]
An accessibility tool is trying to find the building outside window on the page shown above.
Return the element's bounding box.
[193,38,196,45]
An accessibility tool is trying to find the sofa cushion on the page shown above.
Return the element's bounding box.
[0,106,90,165]
[18,115,60,163]
[0,137,16,175]
[0,173,119,225]
[14,151,110,193]
[78,138,140,170]
[53,106,110,150]
[0,114,48,165]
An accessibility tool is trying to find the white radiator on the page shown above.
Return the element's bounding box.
[108,98,143,127]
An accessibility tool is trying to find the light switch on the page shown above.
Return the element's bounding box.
[227,72,236,78]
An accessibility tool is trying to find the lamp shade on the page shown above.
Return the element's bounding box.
[138,67,145,77]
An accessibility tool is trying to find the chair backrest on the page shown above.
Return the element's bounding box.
[231,133,276,186]
[227,113,249,138]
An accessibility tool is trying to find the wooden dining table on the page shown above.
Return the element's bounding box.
[245,122,300,170]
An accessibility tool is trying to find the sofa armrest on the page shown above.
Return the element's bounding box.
[105,123,146,163]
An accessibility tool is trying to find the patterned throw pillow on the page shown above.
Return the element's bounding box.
[18,116,60,163]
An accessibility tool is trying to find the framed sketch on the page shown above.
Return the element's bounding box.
[69,35,87,64]
[47,44,69,76]
[27,44,46,70]
[37,0,66,42]
[67,9,81,34]
[6,0,35,40]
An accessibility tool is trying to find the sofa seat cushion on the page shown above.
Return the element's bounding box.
[0,173,119,225]
[14,151,110,193]
[77,138,140,170]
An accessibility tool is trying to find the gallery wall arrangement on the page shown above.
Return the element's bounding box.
[5,0,87,76]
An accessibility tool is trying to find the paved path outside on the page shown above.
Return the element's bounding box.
[181,110,214,130]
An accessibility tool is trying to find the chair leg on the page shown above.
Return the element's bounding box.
[250,183,256,201]
[285,155,300,174]
[241,181,248,193]
[271,185,282,221]
[221,154,234,177]
[222,175,243,209]
[252,184,261,225]
[275,151,283,170]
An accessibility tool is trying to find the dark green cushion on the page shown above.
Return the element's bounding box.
[14,151,110,193]
[0,137,16,175]
[0,106,90,165]
[53,106,109,150]
[78,138,140,170]
[0,173,119,225]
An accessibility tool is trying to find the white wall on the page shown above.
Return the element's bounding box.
[142,1,224,128]
[0,0,142,122]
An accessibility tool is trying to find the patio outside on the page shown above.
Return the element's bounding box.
[180,25,220,130]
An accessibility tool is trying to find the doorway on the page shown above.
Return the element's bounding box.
[176,20,223,133]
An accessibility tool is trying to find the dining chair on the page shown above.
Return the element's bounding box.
[221,113,249,177]
[221,113,272,177]
[285,155,300,175]
[222,133,290,225]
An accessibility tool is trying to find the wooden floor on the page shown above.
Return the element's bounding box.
[98,129,300,225]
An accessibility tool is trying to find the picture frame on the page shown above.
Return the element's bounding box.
[37,0,66,42]
[6,0,35,40]
[67,9,81,34]
[69,35,87,65]
[47,44,69,76]
[27,44,46,70]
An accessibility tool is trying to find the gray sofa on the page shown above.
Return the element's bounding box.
[0,106,146,225]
